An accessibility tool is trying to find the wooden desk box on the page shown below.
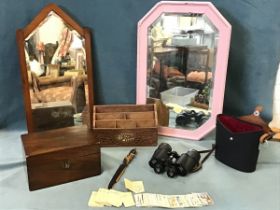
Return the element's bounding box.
[21,126,101,191]
[93,104,158,146]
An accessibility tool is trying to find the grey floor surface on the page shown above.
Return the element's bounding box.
[0,129,279,210]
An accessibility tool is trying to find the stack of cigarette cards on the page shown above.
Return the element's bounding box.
[88,188,135,207]
[134,192,214,208]
[88,178,214,208]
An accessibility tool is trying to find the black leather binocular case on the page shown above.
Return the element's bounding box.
[215,114,264,172]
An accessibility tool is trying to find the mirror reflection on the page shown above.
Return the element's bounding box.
[25,11,88,131]
[147,13,218,130]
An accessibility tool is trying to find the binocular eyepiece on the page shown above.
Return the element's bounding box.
[149,143,201,178]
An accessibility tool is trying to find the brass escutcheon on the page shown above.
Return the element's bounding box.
[62,160,71,169]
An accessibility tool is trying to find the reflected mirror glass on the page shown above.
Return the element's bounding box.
[25,11,89,131]
[147,13,218,130]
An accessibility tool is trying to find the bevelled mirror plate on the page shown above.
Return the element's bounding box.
[137,1,231,140]
[17,4,94,132]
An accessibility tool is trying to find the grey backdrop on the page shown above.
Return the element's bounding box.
[0,0,279,129]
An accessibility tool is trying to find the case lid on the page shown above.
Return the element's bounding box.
[22,126,99,157]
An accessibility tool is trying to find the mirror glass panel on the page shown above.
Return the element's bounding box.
[25,11,88,131]
[147,13,218,130]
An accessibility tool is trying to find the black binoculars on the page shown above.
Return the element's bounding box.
[175,110,210,127]
[149,143,201,178]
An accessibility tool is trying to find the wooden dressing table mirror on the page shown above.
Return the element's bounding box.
[16,3,94,132]
[16,4,101,191]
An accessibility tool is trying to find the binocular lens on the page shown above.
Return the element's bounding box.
[166,166,177,178]
[154,163,165,174]
[149,159,157,168]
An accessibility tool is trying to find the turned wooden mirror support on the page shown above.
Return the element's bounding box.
[16,3,94,132]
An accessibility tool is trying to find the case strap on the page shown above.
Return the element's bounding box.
[259,132,274,143]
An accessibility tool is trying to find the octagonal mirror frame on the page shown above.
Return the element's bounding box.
[136,1,231,140]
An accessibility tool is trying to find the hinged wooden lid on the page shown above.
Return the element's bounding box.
[22,126,99,157]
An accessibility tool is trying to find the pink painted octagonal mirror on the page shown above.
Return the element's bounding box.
[137,1,231,140]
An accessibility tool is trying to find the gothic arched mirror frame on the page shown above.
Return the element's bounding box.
[137,1,231,140]
[16,3,94,133]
